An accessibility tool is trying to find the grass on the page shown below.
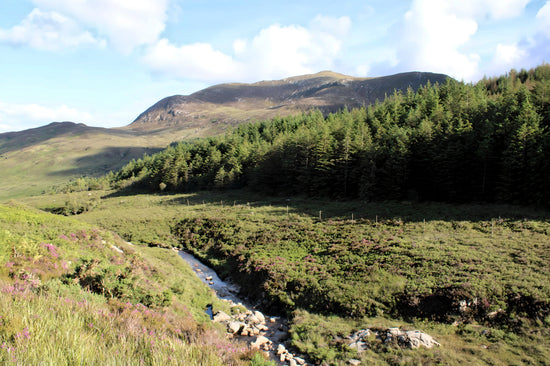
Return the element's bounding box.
[0,123,211,201]
[18,189,550,365]
[0,202,268,365]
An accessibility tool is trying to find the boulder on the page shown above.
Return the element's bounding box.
[251,335,270,350]
[212,311,231,323]
[253,310,266,324]
[403,330,440,349]
[276,344,286,355]
[227,321,246,334]
[349,360,361,366]
[246,314,260,325]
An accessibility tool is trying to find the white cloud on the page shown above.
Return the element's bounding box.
[392,0,534,81]
[0,8,104,50]
[0,102,93,133]
[490,43,529,71]
[396,0,480,80]
[144,16,351,83]
[537,1,550,38]
[32,0,169,52]
[447,0,531,20]
[144,39,240,82]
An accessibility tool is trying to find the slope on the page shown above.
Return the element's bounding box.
[128,71,449,131]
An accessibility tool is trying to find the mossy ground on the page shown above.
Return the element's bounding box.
[18,190,550,365]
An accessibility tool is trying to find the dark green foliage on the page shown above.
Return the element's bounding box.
[173,211,550,324]
[93,64,550,206]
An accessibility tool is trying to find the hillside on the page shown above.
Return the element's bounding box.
[0,122,206,200]
[128,71,449,131]
[0,202,260,365]
[102,64,550,206]
[0,71,447,201]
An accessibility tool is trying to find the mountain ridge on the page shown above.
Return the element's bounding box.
[128,70,450,131]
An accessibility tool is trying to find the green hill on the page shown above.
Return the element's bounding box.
[0,202,262,365]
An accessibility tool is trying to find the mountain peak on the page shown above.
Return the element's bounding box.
[128,71,450,132]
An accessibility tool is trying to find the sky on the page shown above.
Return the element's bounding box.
[0,0,549,133]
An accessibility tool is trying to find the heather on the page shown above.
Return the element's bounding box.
[21,191,550,365]
[0,203,266,365]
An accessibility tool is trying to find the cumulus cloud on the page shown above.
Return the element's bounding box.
[144,15,351,83]
[0,102,92,133]
[0,8,104,50]
[396,0,480,80]
[537,1,550,38]
[393,0,533,81]
[32,0,169,52]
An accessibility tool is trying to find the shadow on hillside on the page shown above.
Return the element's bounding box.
[101,187,550,222]
[0,123,151,154]
[47,146,164,178]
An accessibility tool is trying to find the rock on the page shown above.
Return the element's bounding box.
[209,281,214,285]
[269,317,277,323]
[254,310,266,324]
[280,353,286,362]
[277,344,286,355]
[251,335,270,350]
[212,311,231,323]
[290,359,298,366]
[257,324,269,332]
[205,276,213,281]
[348,359,361,366]
[294,356,306,365]
[403,330,440,349]
[227,321,246,334]
[246,314,260,325]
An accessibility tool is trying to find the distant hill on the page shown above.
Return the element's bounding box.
[0,122,202,200]
[128,71,450,131]
[0,70,449,200]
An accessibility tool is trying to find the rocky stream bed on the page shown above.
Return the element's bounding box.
[178,250,440,365]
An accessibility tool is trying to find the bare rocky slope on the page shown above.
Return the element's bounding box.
[128,71,450,131]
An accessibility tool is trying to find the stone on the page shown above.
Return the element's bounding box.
[348,359,361,366]
[294,356,306,365]
[277,344,286,355]
[246,314,260,325]
[254,310,266,324]
[280,354,286,362]
[269,317,277,323]
[251,335,270,350]
[205,276,213,281]
[403,330,440,349]
[289,359,298,366]
[212,311,231,323]
[227,321,245,334]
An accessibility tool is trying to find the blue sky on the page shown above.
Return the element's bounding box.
[0,0,549,132]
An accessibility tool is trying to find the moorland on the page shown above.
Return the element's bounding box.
[1,65,550,365]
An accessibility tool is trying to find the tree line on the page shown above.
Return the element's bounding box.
[80,64,550,206]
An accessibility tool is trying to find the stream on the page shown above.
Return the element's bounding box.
[178,251,299,365]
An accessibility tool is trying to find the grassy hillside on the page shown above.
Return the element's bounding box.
[20,190,550,365]
[0,122,212,200]
[129,71,449,132]
[0,202,266,365]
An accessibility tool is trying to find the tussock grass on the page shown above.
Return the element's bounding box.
[18,190,550,364]
[0,203,264,365]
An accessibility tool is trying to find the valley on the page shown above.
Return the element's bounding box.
[1,65,550,365]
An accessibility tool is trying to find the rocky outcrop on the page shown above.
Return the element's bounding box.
[212,299,308,365]
[345,327,440,353]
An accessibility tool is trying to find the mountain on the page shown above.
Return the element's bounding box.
[0,70,449,200]
[128,71,450,131]
[0,122,200,200]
